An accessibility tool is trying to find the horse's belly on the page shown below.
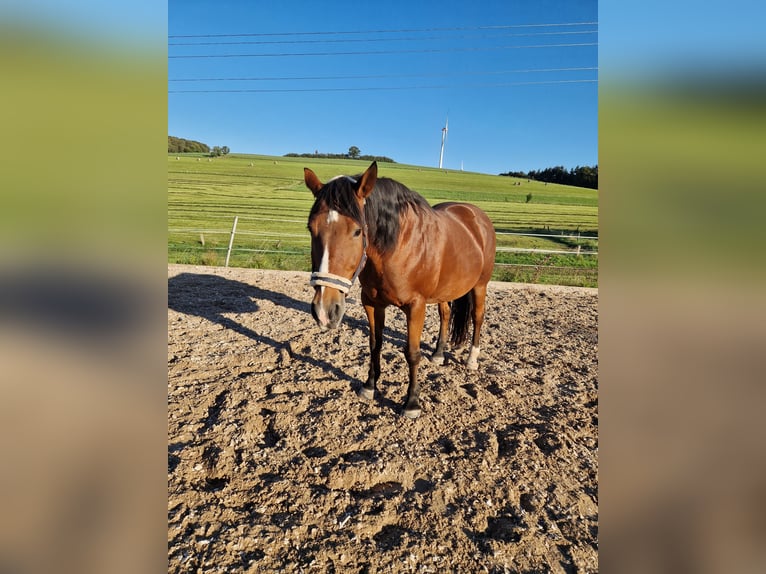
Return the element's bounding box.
[428,254,484,302]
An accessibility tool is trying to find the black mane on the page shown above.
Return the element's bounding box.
[309,175,432,253]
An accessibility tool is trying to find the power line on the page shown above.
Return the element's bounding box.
[169,21,598,39]
[169,30,597,47]
[168,79,598,94]
[168,42,598,59]
[169,66,598,83]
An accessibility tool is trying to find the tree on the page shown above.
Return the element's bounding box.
[348,146,360,159]
[208,146,230,157]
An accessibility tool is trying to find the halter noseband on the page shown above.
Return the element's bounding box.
[309,201,368,295]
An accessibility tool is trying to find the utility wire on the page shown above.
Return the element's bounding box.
[168,79,598,94]
[169,30,597,46]
[169,66,598,83]
[169,21,598,39]
[169,42,597,59]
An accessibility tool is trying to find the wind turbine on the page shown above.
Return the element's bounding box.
[438,115,448,169]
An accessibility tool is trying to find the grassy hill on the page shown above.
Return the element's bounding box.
[168,153,598,286]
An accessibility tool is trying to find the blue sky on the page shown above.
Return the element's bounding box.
[169,0,598,175]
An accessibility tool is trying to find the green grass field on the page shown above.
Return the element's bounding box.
[168,153,598,286]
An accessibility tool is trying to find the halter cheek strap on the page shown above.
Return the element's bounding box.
[309,202,368,294]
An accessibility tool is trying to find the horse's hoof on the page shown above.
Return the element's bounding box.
[431,355,445,366]
[357,386,374,401]
[466,360,479,371]
[403,407,421,420]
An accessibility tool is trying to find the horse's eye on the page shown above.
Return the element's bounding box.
[353,229,362,237]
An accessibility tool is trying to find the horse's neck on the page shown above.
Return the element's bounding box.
[367,209,439,265]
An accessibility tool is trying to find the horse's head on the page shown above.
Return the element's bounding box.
[305,161,377,330]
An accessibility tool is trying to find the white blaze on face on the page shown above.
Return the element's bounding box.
[319,242,330,274]
[319,210,340,297]
[319,211,336,276]
[317,240,330,300]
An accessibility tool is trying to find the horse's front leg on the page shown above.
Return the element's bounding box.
[403,298,426,419]
[359,299,385,401]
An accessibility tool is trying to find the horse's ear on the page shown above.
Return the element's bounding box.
[304,168,324,196]
[356,161,378,200]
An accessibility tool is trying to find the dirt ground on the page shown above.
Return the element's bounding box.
[168,264,598,573]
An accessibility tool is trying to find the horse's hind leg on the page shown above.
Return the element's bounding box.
[466,283,488,371]
[359,301,385,401]
[431,302,450,366]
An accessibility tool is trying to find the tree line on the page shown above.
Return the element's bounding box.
[284,146,395,163]
[168,136,230,157]
[284,152,395,163]
[500,165,598,189]
[168,136,209,154]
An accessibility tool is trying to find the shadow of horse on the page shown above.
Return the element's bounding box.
[168,272,373,388]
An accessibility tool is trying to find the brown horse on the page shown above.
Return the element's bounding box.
[305,161,496,419]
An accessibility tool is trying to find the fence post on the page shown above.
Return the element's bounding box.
[225,216,239,267]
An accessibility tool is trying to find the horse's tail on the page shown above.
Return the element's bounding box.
[449,291,474,347]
